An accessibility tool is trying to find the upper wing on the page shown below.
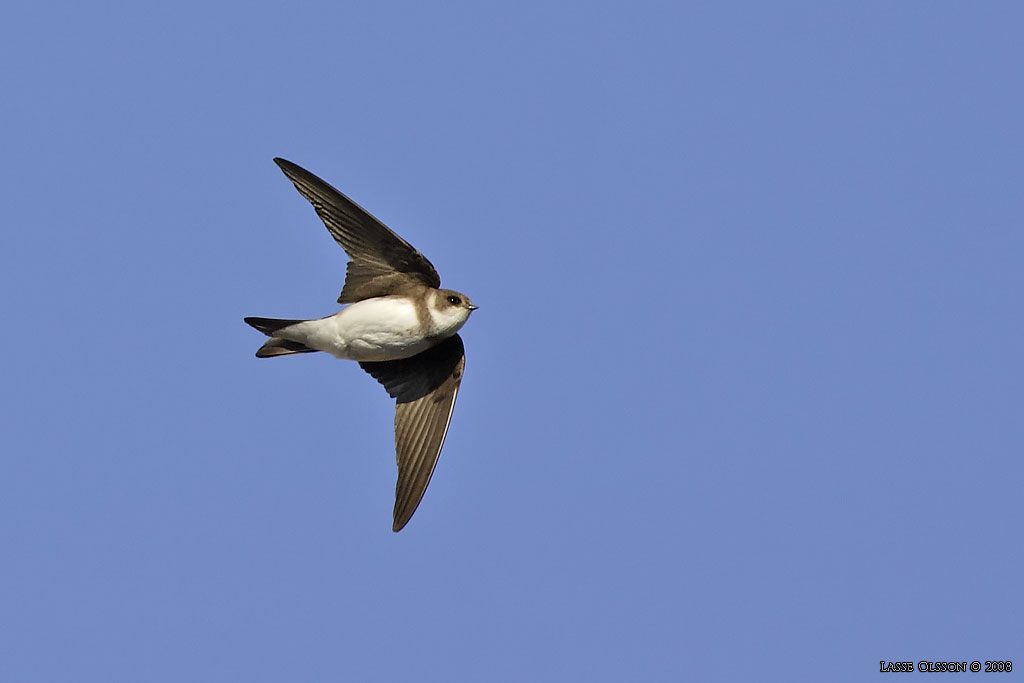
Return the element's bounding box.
[360,335,466,532]
[274,158,441,302]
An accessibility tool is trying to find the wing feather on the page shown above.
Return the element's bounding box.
[360,335,466,531]
[273,158,441,302]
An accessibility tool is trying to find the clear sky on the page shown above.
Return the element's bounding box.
[2,2,1021,681]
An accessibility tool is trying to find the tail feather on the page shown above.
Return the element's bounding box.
[255,338,316,358]
[244,316,304,336]
[244,316,316,358]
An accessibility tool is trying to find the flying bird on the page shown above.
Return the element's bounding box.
[245,158,477,531]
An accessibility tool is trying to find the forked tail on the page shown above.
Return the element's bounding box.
[243,317,316,358]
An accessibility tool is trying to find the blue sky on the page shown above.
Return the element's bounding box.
[2,2,1021,681]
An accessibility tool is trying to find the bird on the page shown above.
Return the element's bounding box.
[245,158,477,532]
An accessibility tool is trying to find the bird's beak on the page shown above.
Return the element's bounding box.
[468,304,479,311]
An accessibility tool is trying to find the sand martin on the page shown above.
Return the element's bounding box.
[245,158,476,531]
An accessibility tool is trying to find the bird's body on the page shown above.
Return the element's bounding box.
[263,289,472,362]
[245,158,477,531]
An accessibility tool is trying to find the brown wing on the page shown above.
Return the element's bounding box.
[360,335,466,531]
[274,158,441,302]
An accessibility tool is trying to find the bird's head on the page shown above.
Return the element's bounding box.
[429,289,478,334]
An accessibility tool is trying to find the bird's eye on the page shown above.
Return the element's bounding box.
[447,295,461,305]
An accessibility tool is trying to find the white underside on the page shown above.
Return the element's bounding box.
[278,297,442,362]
